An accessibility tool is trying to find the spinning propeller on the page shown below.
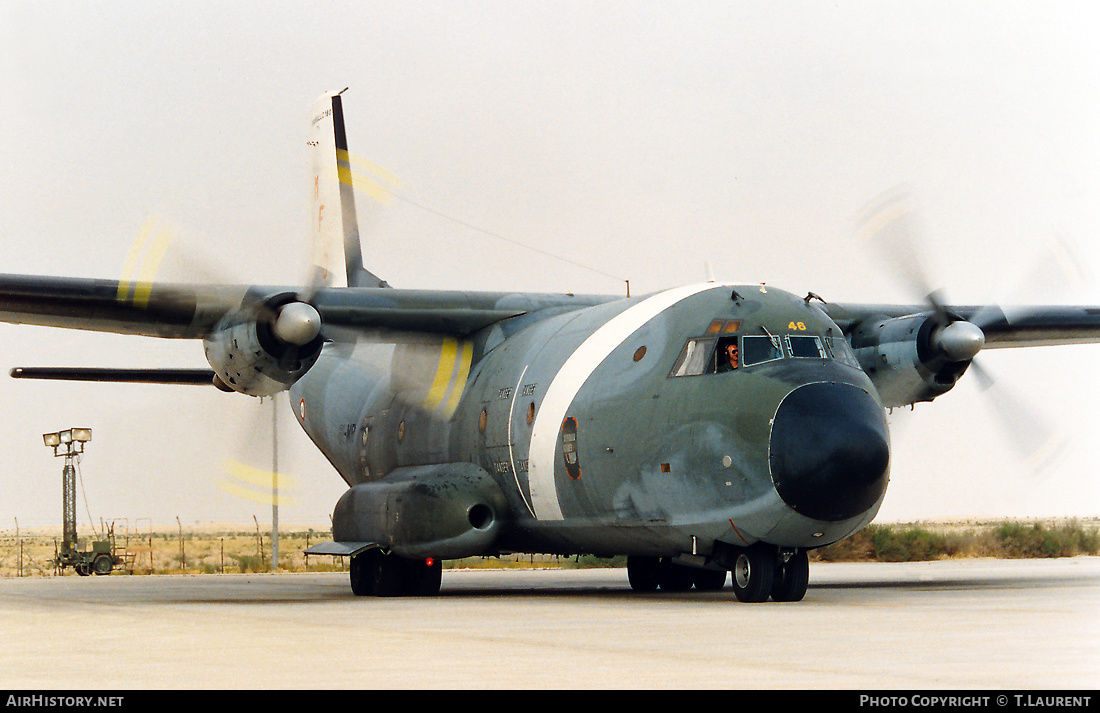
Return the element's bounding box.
[856,185,1072,473]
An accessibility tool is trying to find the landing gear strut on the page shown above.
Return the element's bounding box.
[350,549,442,597]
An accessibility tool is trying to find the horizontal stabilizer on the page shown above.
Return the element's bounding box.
[303,541,377,558]
[10,367,216,385]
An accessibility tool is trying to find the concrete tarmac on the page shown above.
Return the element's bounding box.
[0,557,1096,690]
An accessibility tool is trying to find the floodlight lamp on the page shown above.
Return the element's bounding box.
[42,432,60,447]
[72,428,92,443]
[58,430,72,444]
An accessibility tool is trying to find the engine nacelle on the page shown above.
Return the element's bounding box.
[203,292,323,396]
[332,463,510,559]
[850,313,983,408]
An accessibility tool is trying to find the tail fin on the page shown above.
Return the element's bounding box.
[308,89,391,289]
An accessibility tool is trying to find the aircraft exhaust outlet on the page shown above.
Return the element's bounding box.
[331,463,510,559]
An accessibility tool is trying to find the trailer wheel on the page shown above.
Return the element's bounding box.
[92,554,113,576]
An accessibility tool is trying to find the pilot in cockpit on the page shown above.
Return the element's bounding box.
[718,338,739,372]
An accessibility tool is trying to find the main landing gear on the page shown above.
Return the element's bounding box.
[350,549,442,597]
[627,544,809,602]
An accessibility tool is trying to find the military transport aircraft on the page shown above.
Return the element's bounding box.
[3,91,1099,602]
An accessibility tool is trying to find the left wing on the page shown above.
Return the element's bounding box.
[0,273,620,340]
[0,272,610,389]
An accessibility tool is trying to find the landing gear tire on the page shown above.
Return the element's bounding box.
[692,568,728,592]
[658,560,696,592]
[731,544,776,603]
[626,556,662,592]
[370,551,406,597]
[770,550,809,602]
[350,550,443,597]
[349,551,373,596]
[405,557,443,596]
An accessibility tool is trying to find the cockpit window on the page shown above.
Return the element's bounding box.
[670,326,841,377]
[741,335,782,366]
[716,336,739,372]
[669,337,717,377]
[786,335,826,358]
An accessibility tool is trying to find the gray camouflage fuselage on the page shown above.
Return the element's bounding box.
[291,283,890,561]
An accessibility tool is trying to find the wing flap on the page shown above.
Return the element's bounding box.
[303,541,377,557]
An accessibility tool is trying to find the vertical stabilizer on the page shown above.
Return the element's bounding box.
[308,90,389,289]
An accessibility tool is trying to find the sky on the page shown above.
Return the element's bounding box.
[1,1,1098,532]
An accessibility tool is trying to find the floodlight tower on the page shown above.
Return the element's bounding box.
[43,428,92,563]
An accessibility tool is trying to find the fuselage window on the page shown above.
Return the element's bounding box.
[786,335,826,358]
[741,335,782,366]
[669,337,717,377]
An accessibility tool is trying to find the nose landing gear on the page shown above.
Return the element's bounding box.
[729,544,809,603]
[628,544,809,602]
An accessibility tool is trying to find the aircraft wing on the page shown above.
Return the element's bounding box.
[0,273,598,340]
[0,274,218,338]
[4,272,1099,349]
[824,301,1100,348]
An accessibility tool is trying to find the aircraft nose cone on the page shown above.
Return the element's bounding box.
[769,383,890,522]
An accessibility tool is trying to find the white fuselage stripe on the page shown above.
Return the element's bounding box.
[527,283,724,520]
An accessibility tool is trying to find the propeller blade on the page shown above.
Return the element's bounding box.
[854,185,962,331]
[219,397,297,506]
[968,359,1066,477]
[969,234,1092,330]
